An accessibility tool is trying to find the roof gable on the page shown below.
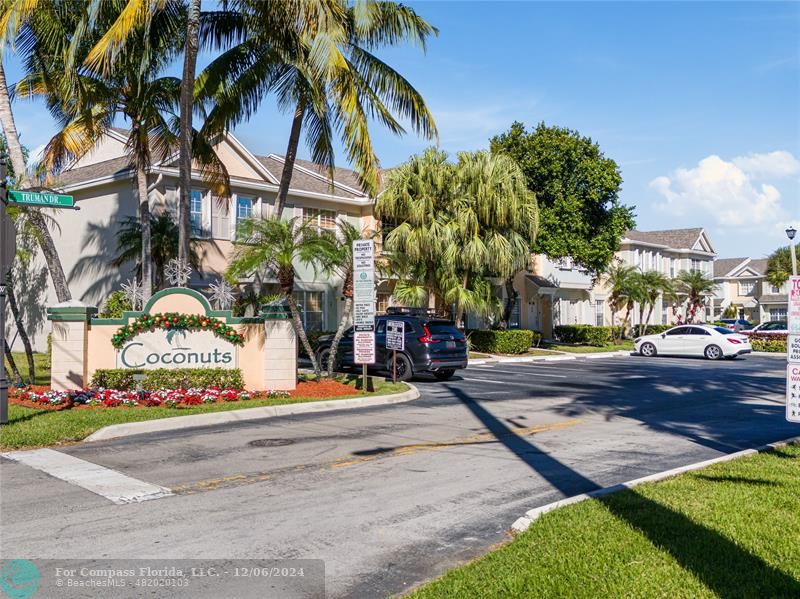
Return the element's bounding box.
[624,228,711,251]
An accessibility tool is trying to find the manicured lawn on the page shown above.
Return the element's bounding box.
[410,444,800,598]
[5,352,50,386]
[544,340,634,353]
[0,376,408,450]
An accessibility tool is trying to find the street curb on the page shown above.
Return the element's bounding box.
[84,384,420,443]
[510,435,800,533]
[470,351,630,366]
[750,351,787,358]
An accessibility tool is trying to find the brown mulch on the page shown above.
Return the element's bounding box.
[287,378,361,398]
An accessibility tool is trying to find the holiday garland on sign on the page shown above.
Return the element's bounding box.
[111,312,245,349]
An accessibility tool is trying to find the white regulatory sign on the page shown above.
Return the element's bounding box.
[386,320,405,351]
[354,301,376,326]
[787,364,800,423]
[789,276,800,334]
[788,335,800,364]
[354,330,375,364]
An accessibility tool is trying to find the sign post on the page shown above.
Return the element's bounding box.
[352,240,375,392]
[386,320,405,383]
[787,276,800,423]
[0,156,11,424]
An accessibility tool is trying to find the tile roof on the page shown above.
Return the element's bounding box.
[624,228,705,249]
[748,259,768,275]
[714,257,748,277]
[54,155,132,187]
[759,294,787,304]
[255,155,368,199]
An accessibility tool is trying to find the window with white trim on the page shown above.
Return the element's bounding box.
[211,196,230,240]
[770,307,787,321]
[235,196,254,238]
[771,284,782,294]
[595,299,604,326]
[738,281,755,295]
[190,190,205,237]
[302,207,337,230]
[691,258,701,272]
[292,290,325,331]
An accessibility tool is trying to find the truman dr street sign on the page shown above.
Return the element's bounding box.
[8,190,75,208]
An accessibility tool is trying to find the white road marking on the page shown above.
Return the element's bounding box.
[461,373,567,384]
[1,449,173,504]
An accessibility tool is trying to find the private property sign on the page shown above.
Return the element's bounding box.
[787,277,800,422]
[352,239,375,365]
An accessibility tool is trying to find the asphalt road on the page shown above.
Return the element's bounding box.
[1,354,794,598]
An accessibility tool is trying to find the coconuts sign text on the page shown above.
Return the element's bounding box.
[117,329,237,369]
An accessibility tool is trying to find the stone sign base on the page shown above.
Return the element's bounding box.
[47,288,297,392]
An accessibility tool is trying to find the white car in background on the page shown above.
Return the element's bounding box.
[634,325,752,360]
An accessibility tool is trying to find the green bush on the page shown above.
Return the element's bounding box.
[468,329,536,354]
[552,325,624,346]
[749,333,787,353]
[91,368,245,390]
[100,290,133,319]
[632,324,673,337]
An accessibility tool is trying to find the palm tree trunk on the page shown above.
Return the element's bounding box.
[454,272,469,329]
[642,303,655,337]
[274,100,305,219]
[136,166,153,300]
[4,339,21,385]
[178,0,200,264]
[622,304,633,339]
[0,60,72,302]
[286,293,320,379]
[500,277,517,329]
[7,282,34,384]
[327,296,352,377]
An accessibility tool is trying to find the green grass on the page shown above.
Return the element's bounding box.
[4,351,50,386]
[410,444,800,598]
[0,376,408,450]
[544,340,634,353]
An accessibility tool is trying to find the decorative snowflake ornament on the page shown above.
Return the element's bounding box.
[164,258,192,287]
[120,278,143,310]
[209,279,235,310]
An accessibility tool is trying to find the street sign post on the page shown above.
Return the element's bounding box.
[352,239,375,392]
[386,320,405,383]
[7,190,74,208]
[786,276,800,423]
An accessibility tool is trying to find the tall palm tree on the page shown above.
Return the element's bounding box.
[637,270,675,336]
[676,269,715,323]
[199,0,438,218]
[228,216,327,379]
[605,263,638,342]
[313,220,373,376]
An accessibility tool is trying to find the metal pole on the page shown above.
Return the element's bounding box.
[362,363,368,394]
[0,155,7,425]
[790,242,798,277]
[392,350,397,384]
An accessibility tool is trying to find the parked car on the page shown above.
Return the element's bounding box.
[313,310,468,381]
[718,318,753,331]
[635,324,752,360]
[743,321,787,336]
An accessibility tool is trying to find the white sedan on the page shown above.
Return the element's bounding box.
[634,325,752,360]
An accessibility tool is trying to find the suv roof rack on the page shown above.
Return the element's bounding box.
[385,306,449,318]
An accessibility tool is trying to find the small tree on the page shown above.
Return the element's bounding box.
[605,263,638,342]
[676,270,715,323]
[228,217,326,379]
[638,270,675,336]
[765,244,800,288]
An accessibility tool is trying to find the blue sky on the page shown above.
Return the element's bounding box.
[5,1,799,259]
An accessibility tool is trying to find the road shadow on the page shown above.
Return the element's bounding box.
[443,383,800,596]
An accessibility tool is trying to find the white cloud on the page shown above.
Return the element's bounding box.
[651,153,789,227]
[732,150,800,177]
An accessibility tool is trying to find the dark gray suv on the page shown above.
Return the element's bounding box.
[313,311,468,381]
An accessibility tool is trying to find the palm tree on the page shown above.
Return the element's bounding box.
[228,216,326,379]
[112,213,199,291]
[676,269,715,323]
[637,270,675,336]
[313,220,374,376]
[199,0,438,218]
[605,263,638,342]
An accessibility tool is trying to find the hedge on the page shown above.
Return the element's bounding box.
[91,368,245,391]
[632,324,673,337]
[552,325,624,346]
[748,333,787,353]
[468,329,538,354]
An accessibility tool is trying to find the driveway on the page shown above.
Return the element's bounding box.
[1,354,793,597]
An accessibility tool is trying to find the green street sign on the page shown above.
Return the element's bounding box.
[8,190,74,208]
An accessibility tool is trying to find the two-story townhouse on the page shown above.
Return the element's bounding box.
[20,129,382,350]
[713,257,788,323]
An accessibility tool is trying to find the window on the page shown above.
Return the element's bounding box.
[595,300,604,327]
[669,258,676,278]
[738,281,755,295]
[770,308,787,321]
[689,327,710,336]
[691,259,701,272]
[211,197,230,240]
[235,196,254,238]
[292,290,325,331]
[662,305,669,324]
[771,285,782,294]
[302,207,337,230]
[190,190,204,237]
[666,327,690,336]
[377,292,391,314]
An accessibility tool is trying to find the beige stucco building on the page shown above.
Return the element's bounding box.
[713,257,788,323]
[20,129,382,350]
